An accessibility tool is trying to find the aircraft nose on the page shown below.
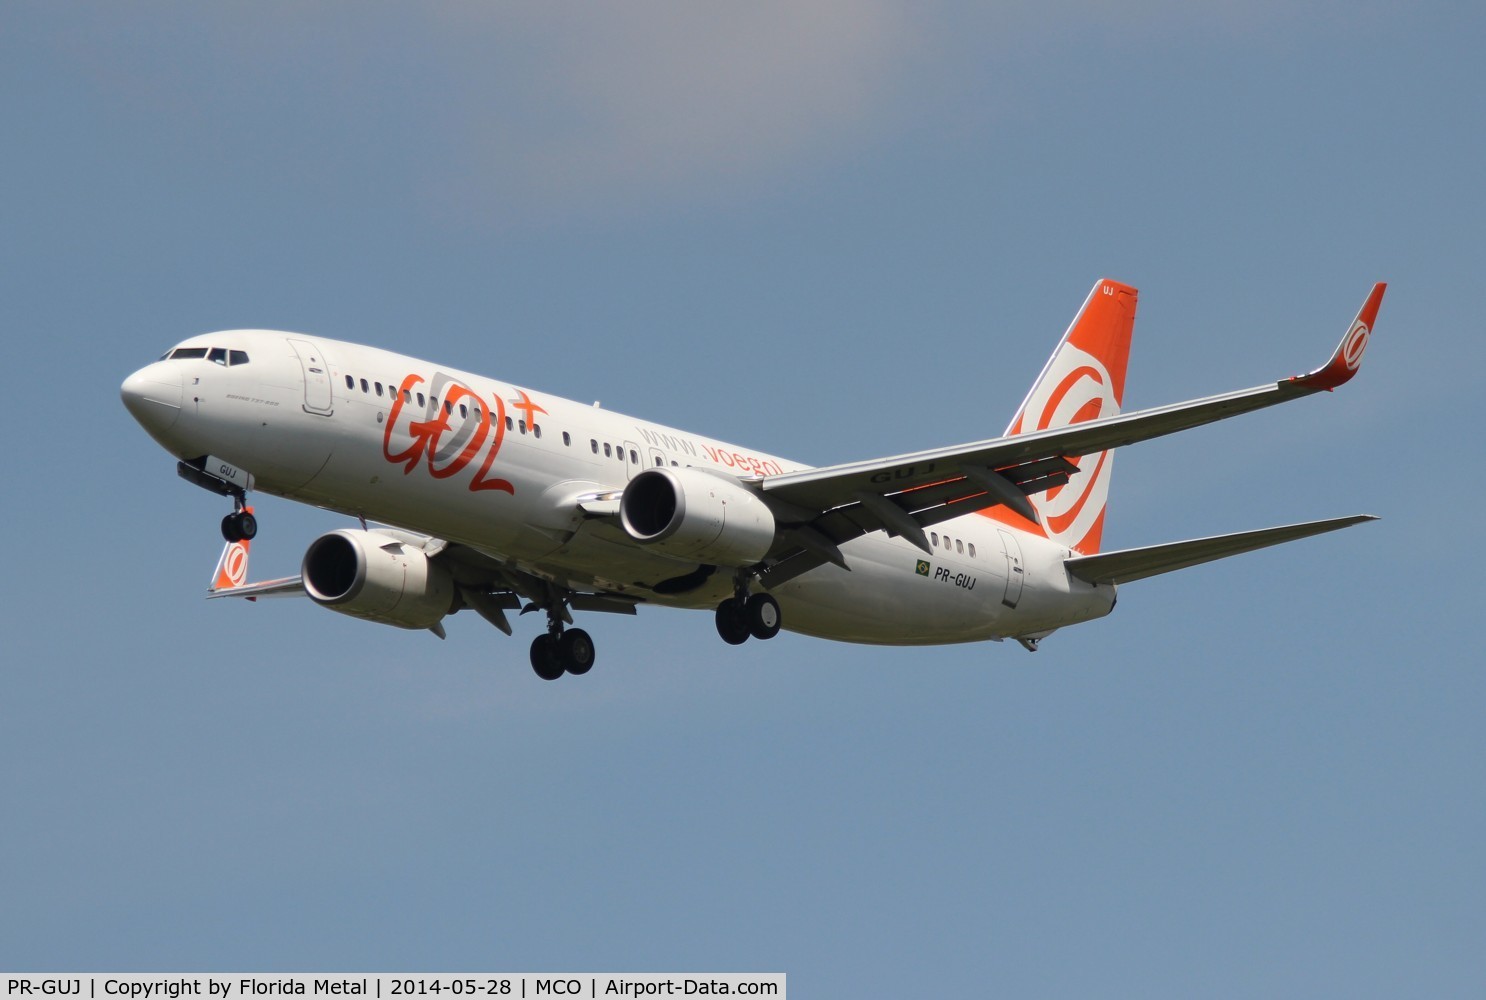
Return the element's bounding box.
[121,362,183,434]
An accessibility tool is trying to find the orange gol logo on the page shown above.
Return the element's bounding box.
[382,373,515,495]
[1342,321,1370,371]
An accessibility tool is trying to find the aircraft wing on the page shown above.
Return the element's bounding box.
[755,284,1384,586]
[1063,515,1378,584]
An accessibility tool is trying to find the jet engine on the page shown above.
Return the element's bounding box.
[301,529,455,630]
[620,467,776,566]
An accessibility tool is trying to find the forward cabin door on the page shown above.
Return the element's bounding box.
[288,338,334,416]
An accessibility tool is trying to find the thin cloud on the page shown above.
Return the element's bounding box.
[24,2,1382,227]
[421,2,918,222]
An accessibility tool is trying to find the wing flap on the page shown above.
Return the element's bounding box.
[1063,515,1378,585]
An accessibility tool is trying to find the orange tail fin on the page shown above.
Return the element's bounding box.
[210,507,253,591]
[995,279,1138,555]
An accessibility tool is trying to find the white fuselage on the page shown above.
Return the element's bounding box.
[123,330,1116,645]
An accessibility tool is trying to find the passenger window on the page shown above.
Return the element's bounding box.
[630,450,638,464]
[403,389,412,403]
[460,404,468,419]
[345,375,354,389]
[969,543,976,558]
[360,379,369,392]
[604,443,612,458]
[931,532,939,546]
[519,420,526,435]
[563,432,571,447]
[505,416,514,431]
[375,382,384,397]
[229,350,249,366]
[655,456,663,466]
[533,424,542,439]
[444,400,453,415]
[591,439,599,454]
[956,539,964,554]
[417,392,426,407]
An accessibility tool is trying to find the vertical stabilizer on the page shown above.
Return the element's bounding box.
[210,508,253,592]
[995,279,1138,554]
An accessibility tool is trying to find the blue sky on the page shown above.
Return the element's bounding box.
[2,2,1481,994]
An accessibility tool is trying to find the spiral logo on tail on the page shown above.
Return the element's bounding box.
[1018,343,1119,552]
[1342,320,1370,371]
[221,541,249,588]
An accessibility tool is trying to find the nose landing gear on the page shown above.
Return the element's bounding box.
[176,458,257,543]
[220,502,257,543]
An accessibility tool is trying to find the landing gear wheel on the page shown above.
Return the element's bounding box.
[559,628,596,675]
[745,593,781,640]
[715,599,751,645]
[220,510,257,543]
[529,634,564,681]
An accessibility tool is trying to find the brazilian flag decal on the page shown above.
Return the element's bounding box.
[915,560,931,577]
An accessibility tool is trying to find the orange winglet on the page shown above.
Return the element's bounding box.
[1292,283,1386,392]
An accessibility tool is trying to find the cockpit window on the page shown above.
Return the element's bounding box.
[162,346,249,364]
[163,346,250,365]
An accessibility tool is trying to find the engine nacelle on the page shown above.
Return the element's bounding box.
[301,529,455,630]
[620,466,776,566]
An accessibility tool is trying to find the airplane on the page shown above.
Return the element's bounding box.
[121,279,1384,680]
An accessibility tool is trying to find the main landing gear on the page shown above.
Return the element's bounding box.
[528,613,596,682]
[715,591,781,646]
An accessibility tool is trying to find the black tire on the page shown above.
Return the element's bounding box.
[715,599,751,645]
[237,511,258,541]
[745,593,782,640]
[559,628,596,675]
[221,513,243,543]
[529,634,564,681]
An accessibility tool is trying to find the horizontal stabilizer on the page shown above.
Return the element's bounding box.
[207,575,305,599]
[1064,515,1378,585]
